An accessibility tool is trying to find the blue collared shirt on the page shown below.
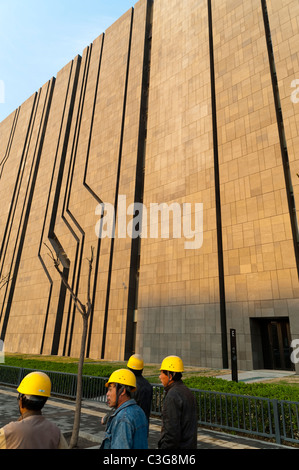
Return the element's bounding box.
[101,399,148,449]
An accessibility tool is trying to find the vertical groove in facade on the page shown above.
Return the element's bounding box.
[261,0,299,276]
[0,99,37,275]
[0,108,19,180]
[62,46,94,357]
[0,91,40,336]
[124,0,154,360]
[59,49,93,357]
[0,0,299,370]
[39,62,78,354]
[83,38,105,358]
[101,8,135,359]
[47,57,82,355]
[1,79,54,341]
[208,0,228,369]
[0,109,21,265]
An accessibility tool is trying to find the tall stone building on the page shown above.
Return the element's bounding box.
[0,0,299,371]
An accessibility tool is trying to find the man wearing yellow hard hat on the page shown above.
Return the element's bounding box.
[100,368,148,449]
[158,355,197,449]
[0,371,68,449]
[127,354,153,426]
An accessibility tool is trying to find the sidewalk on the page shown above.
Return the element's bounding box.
[216,369,296,383]
[0,385,290,450]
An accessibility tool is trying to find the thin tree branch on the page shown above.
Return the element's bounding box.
[44,241,95,449]
[86,246,94,315]
[0,274,11,291]
[44,243,86,316]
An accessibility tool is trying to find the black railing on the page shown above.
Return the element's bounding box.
[0,365,298,446]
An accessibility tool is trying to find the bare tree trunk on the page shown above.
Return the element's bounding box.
[69,314,89,449]
[45,243,94,449]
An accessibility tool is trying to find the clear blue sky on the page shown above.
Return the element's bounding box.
[0,0,135,122]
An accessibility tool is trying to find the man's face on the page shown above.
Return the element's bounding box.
[159,370,171,388]
[106,383,117,408]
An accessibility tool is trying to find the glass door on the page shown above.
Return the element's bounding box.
[267,320,293,371]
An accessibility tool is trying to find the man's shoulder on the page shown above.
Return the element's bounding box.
[137,375,152,386]
[121,399,143,412]
[3,419,21,433]
[167,380,193,397]
[117,400,147,421]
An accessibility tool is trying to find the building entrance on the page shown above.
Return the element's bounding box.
[251,317,294,371]
[260,318,294,371]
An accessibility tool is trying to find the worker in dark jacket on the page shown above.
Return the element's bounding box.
[127,354,153,425]
[158,355,197,449]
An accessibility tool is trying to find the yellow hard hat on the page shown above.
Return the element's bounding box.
[17,372,51,398]
[160,355,184,373]
[105,369,137,391]
[127,354,144,370]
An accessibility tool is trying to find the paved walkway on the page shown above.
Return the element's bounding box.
[216,369,296,383]
[0,385,290,450]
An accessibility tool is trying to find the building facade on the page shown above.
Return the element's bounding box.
[0,0,299,371]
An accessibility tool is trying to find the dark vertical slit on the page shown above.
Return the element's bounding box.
[41,59,81,355]
[61,47,93,357]
[261,0,299,277]
[0,107,19,180]
[101,8,134,360]
[208,0,228,369]
[51,267,69,355]
[0,92,40,327]
[48,58,81,237]
[0,98,38,325]
[83,36,105,205]
[82,34,105,358]
[124,0,153,360]
[0,107,31,268]
[49,57,82,355]
[1,80,54,341]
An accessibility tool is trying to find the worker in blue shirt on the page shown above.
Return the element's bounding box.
[101,369,148,449]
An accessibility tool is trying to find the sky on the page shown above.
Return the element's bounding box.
[0,0,135,122]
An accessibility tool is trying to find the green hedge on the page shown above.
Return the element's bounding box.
[4,356,299,403]
[4,357,118,378]
[184,376,299,402]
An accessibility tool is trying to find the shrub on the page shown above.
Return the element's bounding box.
[3,356,118,378]
[183,376,299,402]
